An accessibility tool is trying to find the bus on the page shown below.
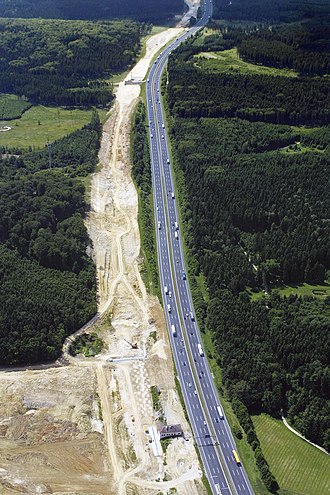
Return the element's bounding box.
[232,449,241,465]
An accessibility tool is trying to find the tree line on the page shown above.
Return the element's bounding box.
[131,101,159,291]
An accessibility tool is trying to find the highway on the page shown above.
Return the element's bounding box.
[145,1,255,494]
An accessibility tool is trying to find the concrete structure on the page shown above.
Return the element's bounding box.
[159,423,183,440]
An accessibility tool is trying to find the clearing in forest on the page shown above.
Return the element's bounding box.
[194,47,298,77]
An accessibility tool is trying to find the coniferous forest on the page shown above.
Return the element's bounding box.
[165,4,330,456]
[0,0,182,23]
[0,114,102,364]
[0,18,149,106]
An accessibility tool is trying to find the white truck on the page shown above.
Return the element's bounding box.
[171,324,177,337]
[167,304,171,313]
[174,221,179,230]
[217,405,224,419]
[197,343,204,357]
[164,285,169,295]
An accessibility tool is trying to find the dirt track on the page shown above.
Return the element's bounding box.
[0,2,205,493]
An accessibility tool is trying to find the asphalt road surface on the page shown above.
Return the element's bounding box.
[145,2,255,494]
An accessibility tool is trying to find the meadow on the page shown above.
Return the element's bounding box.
[253,414,330,495]
[249,283,330,301]
[0,105,107,149]
[194,48,298,77]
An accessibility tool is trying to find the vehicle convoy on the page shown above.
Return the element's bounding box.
[197,343,204,357]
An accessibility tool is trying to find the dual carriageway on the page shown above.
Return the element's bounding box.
[145,1,254,494]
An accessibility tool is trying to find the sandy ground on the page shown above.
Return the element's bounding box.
[0,2,205,494]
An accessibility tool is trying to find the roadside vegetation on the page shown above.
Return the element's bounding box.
[131,101,159,294]
[163,1,329,492]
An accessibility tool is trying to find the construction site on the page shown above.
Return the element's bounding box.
[0,1,206,494]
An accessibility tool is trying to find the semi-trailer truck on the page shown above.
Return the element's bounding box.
[171,324,177,336]
[197,343,204,357]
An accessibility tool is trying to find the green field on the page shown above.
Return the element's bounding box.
[253,414,330,495]
[249,283,330,302]
[0,94,32,120]
[194,48,298,77]
[0,105,107,149]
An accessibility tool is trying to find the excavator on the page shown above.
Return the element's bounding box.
[124,339,138,349]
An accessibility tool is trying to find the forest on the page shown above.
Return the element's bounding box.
[0,0,182,22]
[165,19,330,457]
[0,18,149,106]
[212,0,330,23]
[0,114,102,364]
[234,21,330,76]
[167,49,330,124]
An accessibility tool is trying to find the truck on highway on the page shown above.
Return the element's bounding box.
[171,324,177,336]
[174,221,179,230]
[164,285,169,295]
[175,231,178,239]
[167,304,171,313]
[217,405,224,419]
[232,450,241,465]
[197,343,204,357]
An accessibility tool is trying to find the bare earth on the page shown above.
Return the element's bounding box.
[0,2,206,494]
